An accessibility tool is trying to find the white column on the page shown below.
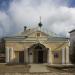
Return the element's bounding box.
[48,48,52,64]
[25,49,29,63]
[62,48,65,64]
[29,50,33,63]
[6,47,9,63]
[66,46,69,64]
[24,50,26,63]
[9,48,13,63]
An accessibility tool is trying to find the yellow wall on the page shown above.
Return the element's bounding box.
[52,50,62,64]
[5,41,69,64]
[44,42,68,64]
[14,51,19,63]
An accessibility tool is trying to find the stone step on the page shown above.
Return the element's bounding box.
[29,64,50,72]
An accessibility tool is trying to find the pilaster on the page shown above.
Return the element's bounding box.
[48,48,52,64]
[6,47,9,63]
[66,46,69,64]
[62,48,65,64]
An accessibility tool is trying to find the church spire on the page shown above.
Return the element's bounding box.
[38,16,43,28]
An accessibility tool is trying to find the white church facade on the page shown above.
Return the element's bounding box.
[4,22,70,64]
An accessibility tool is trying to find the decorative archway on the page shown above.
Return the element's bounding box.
[28,43,48,63]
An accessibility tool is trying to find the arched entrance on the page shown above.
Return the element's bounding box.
[28,43,48,63]
[35,45,43,63]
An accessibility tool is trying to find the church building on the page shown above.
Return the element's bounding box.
[4,22,70,64]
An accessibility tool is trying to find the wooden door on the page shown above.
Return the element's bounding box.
[38,51,43,63]
[19,51,24,63]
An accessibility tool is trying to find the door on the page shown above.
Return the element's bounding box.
[38,51,43,63]
[19,51,24,63]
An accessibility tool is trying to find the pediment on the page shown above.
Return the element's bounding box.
[15,29,49,38]
[22,31,49,41]
[5,28,66,42]
[27,31,49,38]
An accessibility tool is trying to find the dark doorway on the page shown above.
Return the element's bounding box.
[19,51,24,63]
[29,43,48,63]
[38,51,43,63]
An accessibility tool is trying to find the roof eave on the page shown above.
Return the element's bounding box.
[69,29,75,33]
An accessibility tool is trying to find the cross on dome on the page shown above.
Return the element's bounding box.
[38,16,43,28]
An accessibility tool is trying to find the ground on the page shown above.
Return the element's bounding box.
[0,64,75,75]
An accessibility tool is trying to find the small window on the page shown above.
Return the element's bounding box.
[54,52,59,58]
[37,33,40,37]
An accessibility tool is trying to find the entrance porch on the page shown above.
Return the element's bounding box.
[28,43,48,64]
[5,43,69,64]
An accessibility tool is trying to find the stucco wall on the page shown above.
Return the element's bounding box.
[14,51,19,63]
[5,30,69,64]
[5,40,69,64]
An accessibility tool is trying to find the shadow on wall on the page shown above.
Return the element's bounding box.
[70,41,75,64]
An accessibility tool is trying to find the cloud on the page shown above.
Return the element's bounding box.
[0,11,10,36]
[0,0,75,37]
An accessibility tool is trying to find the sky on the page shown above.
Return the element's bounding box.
[0,0,75,37]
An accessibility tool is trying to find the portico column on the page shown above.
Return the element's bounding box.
[48,48,52,64]
[29,49,33,63]
[9,48,13,63]
[62,48,65,64]
[6,47,9,63]
[25,48,29,63]
[24,49,26,63]
[66,46,69,64]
